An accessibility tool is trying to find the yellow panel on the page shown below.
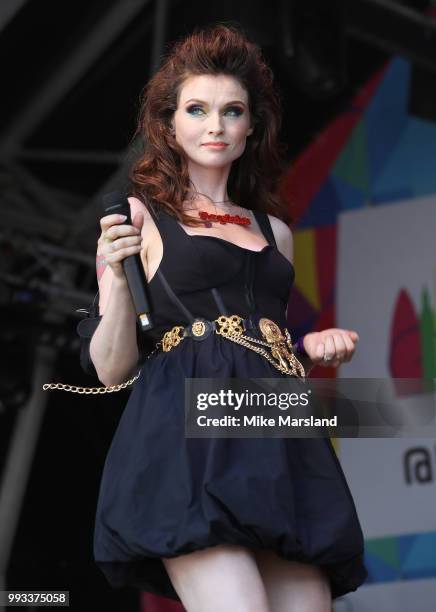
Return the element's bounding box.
[293,229,321,310]
[330,437,339,456]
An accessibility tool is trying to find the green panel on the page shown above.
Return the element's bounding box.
[332,119,370,194]
[420,287,436,378]
[366,537,401,569]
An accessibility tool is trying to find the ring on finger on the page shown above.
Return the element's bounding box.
[103,232,113,243]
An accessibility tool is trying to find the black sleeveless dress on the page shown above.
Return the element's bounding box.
[93,207,368,601]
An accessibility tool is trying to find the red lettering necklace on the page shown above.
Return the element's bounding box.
[187,193,252,227]
[198,210,251,227]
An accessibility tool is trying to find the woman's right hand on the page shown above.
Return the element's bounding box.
[97,211,144,279]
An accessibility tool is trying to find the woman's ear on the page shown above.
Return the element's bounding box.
[247,127,253,136]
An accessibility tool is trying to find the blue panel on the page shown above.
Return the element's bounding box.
[397,534,417,565]
[330,177,366,211]
[401,534,436,576]
[364,552,400,584]
[372,116,436,201]
[372,188,414,205]
[296,179,341,228]
[364,532,436,585]
[365,58,411,186]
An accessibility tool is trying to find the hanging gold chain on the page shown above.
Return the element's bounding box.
[217,331,305,378]
[42,371,142,394]
[42,343,163,394]
[215,315,306,378]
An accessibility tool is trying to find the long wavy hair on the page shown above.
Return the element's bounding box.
[129,23,291,226]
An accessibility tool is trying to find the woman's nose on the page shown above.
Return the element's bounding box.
[207,112,224,134]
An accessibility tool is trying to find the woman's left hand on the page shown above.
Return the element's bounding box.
[302,328,359,368]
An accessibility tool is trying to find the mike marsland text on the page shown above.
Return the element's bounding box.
[197,415,338,427]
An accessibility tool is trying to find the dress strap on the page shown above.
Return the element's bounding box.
[140,199,196,322]
[243,251,257,314]
[252,210,277,248]
[143,198,163,226]
[148,204,194,247]
[210,287,229,315]
[156,269,195,323]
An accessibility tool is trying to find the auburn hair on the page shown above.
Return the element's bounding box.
[128,23,291,226]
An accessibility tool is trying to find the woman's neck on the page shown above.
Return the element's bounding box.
[186,161,231,205]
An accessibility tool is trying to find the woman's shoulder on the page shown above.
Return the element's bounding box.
[127,196,163,258]
[266,213,293,263]
[127,195,161,235]
[127,195,153,221]
[266,213,293,238]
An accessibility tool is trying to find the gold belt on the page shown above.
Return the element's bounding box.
[153,315,306,379]
[43,315,305,394]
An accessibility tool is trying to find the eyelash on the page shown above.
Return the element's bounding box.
[186,105,243,117]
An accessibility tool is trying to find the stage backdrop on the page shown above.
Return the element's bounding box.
[285,55,436,611]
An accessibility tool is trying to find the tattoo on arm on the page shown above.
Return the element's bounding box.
[96,254,107,281]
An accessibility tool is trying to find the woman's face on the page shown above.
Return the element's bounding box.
[171,74,253,169]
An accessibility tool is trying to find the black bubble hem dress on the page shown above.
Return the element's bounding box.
[92,207,368,601]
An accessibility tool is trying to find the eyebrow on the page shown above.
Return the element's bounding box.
[184,98,246,107]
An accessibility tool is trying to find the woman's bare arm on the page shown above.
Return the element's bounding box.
[89,197,153,386]
[90,273,140,387]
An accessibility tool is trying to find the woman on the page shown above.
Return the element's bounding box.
[90,24,367,611]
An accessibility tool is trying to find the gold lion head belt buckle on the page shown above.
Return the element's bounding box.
[159,315,306,378]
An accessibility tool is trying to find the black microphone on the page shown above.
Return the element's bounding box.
[101,191,154,331]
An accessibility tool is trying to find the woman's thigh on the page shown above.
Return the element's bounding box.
[162,544,271,612]
[254,549,332,612]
